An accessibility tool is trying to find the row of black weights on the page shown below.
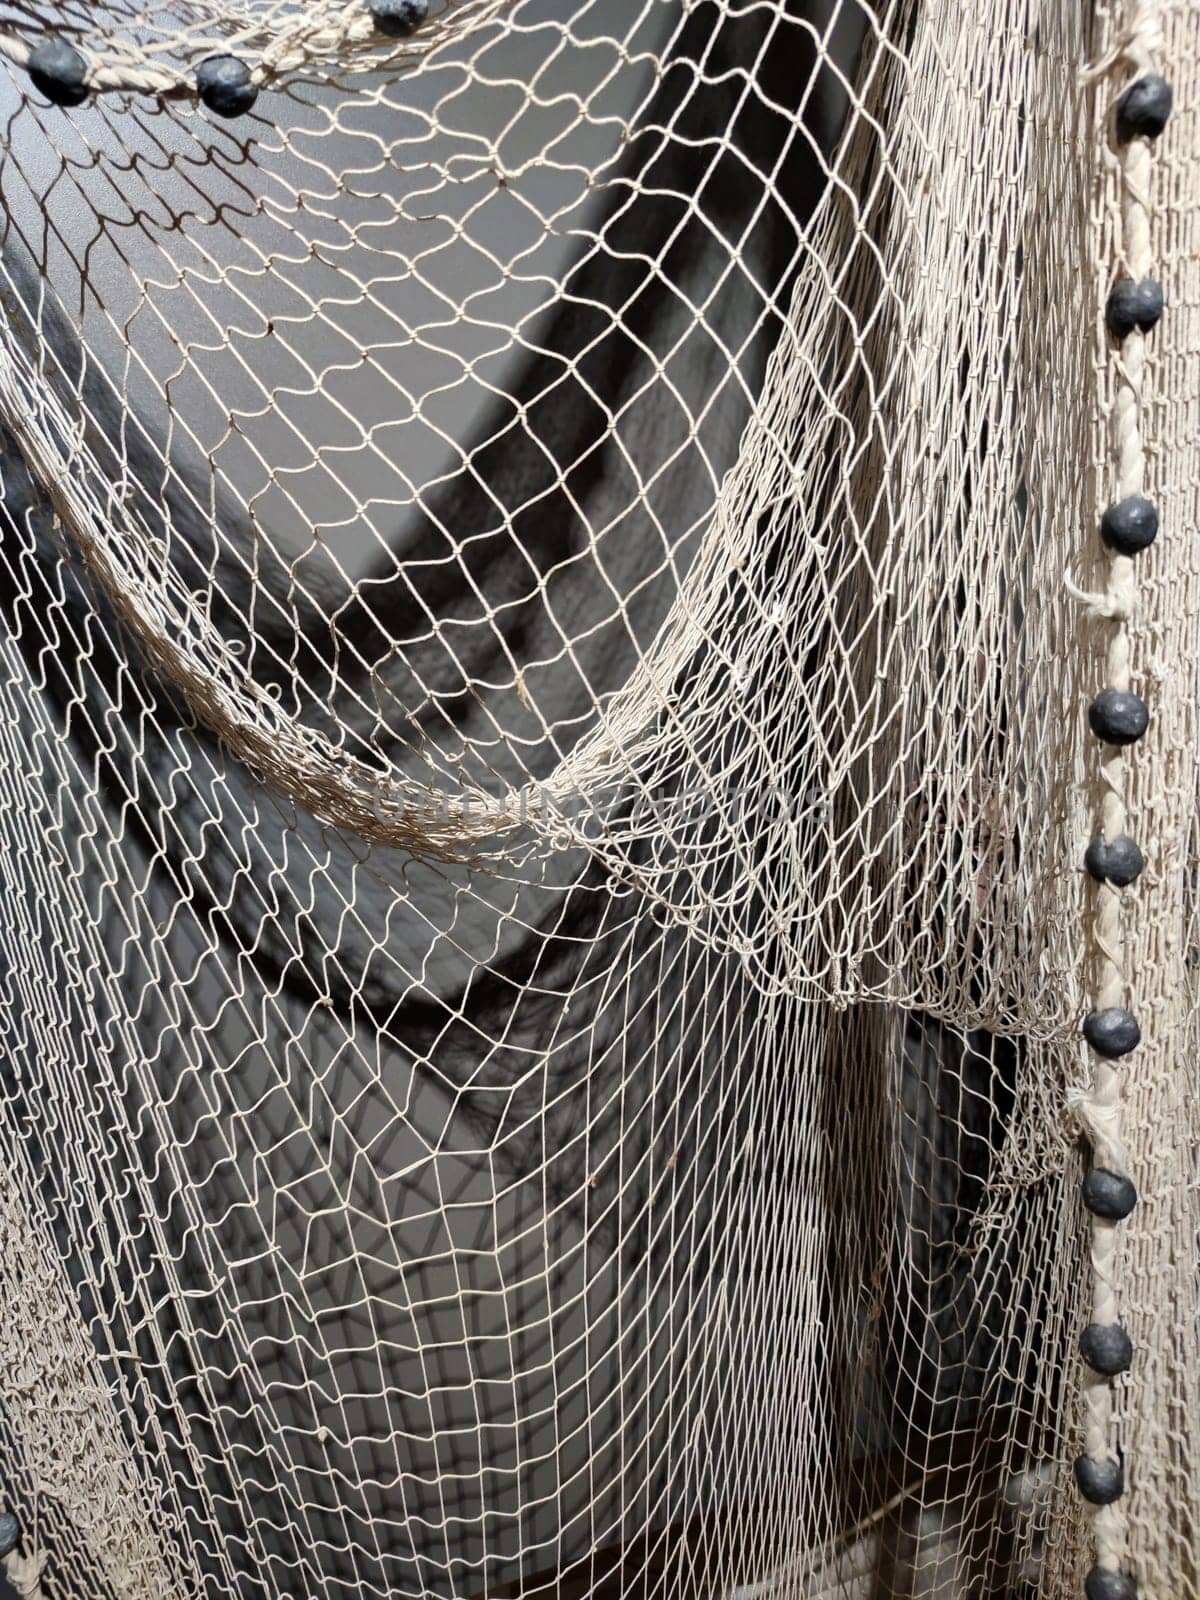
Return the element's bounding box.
[1077,68,1173,1600]
[27,0,430,116]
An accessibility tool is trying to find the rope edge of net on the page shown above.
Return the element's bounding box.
[1073,8,1172,1598]
[0,0,511,103]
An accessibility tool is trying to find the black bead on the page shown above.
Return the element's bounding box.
[1083,1007,1140,1059]
[1116,75,1173,143]
[1085,834,1145,887]
[1074,1453,1124,1505]
[1105,835,1146,885]
[369,0,430,36]
[1089,689,1149,746]
[1101,496,1158,556]
[28,39,89,107]
[1086,1568,1138,1600]
[0,1514,17,1559]
[196,56,258,118]
[1106,278,1164,340]
[1080,1322,1134,1376]
[1083,1168,1138,1221]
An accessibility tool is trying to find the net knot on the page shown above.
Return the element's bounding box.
[1063,569,1134,621]
[1080,13,1165,84]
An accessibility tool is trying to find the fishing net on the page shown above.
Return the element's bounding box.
[0,0,1196,1595]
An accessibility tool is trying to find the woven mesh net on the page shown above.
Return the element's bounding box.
[0,1,1196,1596]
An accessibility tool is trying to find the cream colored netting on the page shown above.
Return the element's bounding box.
[0,0,1195,1596]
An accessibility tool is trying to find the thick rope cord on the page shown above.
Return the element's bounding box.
[0,1,512,98]
[1074,7,1171,1597]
